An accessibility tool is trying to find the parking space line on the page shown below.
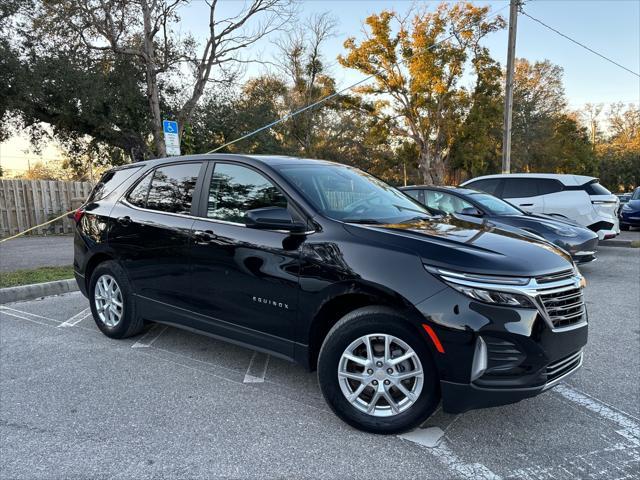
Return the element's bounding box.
[0,306,61,322]
[399,430,502,480]
[554,383,640,440]
[58,308,91,328]
[132,325,167,348]
[243,351,270,383]
[0,310,57,328]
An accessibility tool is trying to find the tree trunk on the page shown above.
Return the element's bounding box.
[418,148,446,185]
[141,0,166,159]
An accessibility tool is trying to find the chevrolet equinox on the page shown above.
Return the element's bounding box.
[73,154,588,434]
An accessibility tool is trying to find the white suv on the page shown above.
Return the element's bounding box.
[460,174,620,240]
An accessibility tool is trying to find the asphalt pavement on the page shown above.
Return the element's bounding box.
[0,247,638,479]
[0,235,74,272]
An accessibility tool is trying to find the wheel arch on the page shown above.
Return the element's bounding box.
[304,284,431,371]
[84,252,115,291]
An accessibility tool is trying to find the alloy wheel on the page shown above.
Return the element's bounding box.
[338,333,424,417]
[94,274,124,328]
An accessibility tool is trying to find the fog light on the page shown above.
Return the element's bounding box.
[471,336,487,381]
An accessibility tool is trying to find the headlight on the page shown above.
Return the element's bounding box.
[447,283,536,307]
[425,266,536,308]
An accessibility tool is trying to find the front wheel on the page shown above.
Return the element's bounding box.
[318,307,440,434]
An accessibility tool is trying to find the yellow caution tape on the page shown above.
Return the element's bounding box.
[0,210,74,243]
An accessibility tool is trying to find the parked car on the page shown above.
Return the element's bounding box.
[400,185,599,264]
[460,173,620,240]
[73,155,587,434]
[616,193,632,205]
[619,187,640,231]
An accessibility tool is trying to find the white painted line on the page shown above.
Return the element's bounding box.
[400,428,502,479]
[400,426,445,447]
[131,325,167,348]
[0,310,56,328]
[0,306,60,322]
[554,383,640,440]
[58,308,90,328]
[243,352,270,383]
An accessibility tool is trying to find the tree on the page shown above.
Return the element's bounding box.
[449,49,503,179]
[339,3,505,184]
[28,0,293,158]
[509,59,596,175]
[596,103,640,191]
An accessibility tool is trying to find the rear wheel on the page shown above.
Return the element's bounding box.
[89,261,143,339]
[318,307,440,434]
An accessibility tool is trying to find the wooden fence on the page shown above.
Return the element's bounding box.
[0,179,93,237]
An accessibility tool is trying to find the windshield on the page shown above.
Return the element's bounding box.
[470,193,522,216]
[633,188,640,200]
[275,164,430,223]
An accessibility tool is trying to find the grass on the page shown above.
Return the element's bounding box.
[0,265,75,288]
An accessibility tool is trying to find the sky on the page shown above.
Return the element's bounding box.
[1,0,639,174]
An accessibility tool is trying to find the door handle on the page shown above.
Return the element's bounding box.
[194,229,216,243]
[117,216,131,226]
[519,203,534,207]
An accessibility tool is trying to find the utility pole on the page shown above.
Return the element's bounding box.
[502,0,520,174]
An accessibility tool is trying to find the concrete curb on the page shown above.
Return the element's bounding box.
[0,278,78,304]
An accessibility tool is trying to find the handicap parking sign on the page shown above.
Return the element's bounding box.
[162,120,180,156]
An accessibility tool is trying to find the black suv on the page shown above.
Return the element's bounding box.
[73,155,588,434]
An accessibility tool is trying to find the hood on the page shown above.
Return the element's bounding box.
[623,199,640,211]
[344,216,573,278]
[493,214,597,240]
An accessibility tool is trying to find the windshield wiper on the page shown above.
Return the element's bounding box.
[342,218,385,224]
[400,215,433,223]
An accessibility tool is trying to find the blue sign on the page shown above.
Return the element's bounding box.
[163,120,178,134]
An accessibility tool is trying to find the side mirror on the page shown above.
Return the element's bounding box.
[245,207,308,234]
[460,207,483,217]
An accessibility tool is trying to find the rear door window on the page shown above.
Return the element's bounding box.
[126,170,154,208]
[465,178,502,195]
[145,163,203,214]
[502,178,539,199]
[537,179,564,195]
[88,166,141,202]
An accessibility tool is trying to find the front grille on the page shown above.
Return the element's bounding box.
[546,350,582,383]
[539,286,585,328]
[536,269,574,284]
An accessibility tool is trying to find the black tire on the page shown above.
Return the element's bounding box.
[89,260,143,339]
[318,306,440,434]
[620,224,629,231]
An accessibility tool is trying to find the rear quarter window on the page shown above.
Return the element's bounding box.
[502,178,539,198]
[88,166,142,202]
[583,182,611,196]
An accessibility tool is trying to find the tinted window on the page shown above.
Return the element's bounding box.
[583,181,611,196]
[466,178,501,195]
[88,166,141,202]
[126,170,154,208]
[537,179,563,195]
[425,191,474,214]
[207,163,287,223]
[632,188,640,200]
[144,163,202,214]
[470,193,521,215]
[502,178,539,198]
[404,189,424,204]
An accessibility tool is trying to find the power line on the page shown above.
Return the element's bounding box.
[520,9,640,78]
[206,4,511,154]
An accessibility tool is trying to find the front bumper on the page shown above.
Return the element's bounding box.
[415,274,588,414]
[620,211,640,227]
[555,236,598,263]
